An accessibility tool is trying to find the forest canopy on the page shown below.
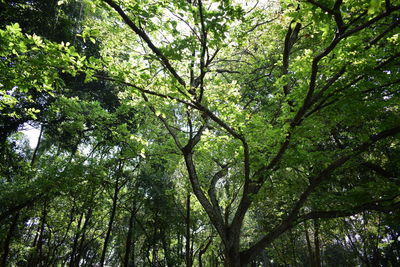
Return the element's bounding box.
[1,0,400,266]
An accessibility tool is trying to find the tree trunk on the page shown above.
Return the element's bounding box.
[313,219,321,267]
[198,236,212,267]
[185,193,192,267]
[30,124,43,167]
[69,212,84,267]
[1,213,19,267]
[178,233,183,259]
[224,245,241,267]
[100,175,120,267]
[47,205,75,267]
[161,231,173,267]
[33,202,48,267]
[75,206,93,266]
[124,200,136,267]
[289,230,297,267]
[304,221,315,267]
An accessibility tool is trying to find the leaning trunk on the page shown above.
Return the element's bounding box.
[100,175,120,267]
[1,213,19,267]
[75,206,93,266]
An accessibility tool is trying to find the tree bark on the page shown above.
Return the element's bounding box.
[289,230,298,267]
[124,200,136,267]
[47,205,74,267]
[185,193,192,267]
[100,174,120,267]
[69,212,84,267]
[224,244,241,267]
[33,201,48,267]
[304,221,315,267]
[313,219,321,267]
[161,231,173,267]
[0,213,19,267]
[198,236,212,267]
[75,206,93,266]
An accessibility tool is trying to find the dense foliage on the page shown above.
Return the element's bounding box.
[1,0,399,266]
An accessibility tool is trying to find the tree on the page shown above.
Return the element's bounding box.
[85,0,400,265]
[1,0,400,266]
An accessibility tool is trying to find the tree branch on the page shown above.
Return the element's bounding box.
[102,0,187,87]
[183,152,227,243]
[208,164,229,217]
[305,0,332,14]
[141,93,183,149]
[283,21,301,96]
[362,162,395,178]
[298,198,400,221]
[366,19,400,49]
[197,0,208,103]
[94,74,195,108]
[240,126,400,263]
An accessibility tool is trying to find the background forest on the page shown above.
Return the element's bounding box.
[0,0,400,266]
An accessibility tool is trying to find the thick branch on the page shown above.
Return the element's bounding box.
[94,74,195,107]
[102,0,186,87]
[0,194,43,223]
[196,0,208,102]
[305,0,332,13]
[310,66,346,104]
[141,93,184,149]
[362,162,395,178]
[182,120,208,154]
[341,5,400,39]
[183,152,226,242]
[367,19,400,48]
[240,126,400,263]
[283,22,301,96]
[288,126,400,223]
[299,198,400,221]
[333,0,346,33]
[304,3,400,105]
[208,165,229,217]
[254,6,400,181]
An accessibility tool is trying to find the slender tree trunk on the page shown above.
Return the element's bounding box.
[100,175,120,267]
[198,250,204,267]
[75,206,93,266]
[289,230,297,266]
[372,213,382,266]
[30,125,43,167]
[198,236,212,267]
[161,231,173,267]
[152,239,158,265]
[185,193,192,267]
[43,227,53,267]
[69,212,84,267]
[304,222,315,267]
[1,125,43,266]
[178,233,183,259]
[124,200,136,267]
[47,205,75,267]
[1,213,19,267]
[313,219,321,267]
[33,201,48,267]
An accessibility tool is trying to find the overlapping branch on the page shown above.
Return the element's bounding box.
[240,126,400,263]
[102,0,187,87]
